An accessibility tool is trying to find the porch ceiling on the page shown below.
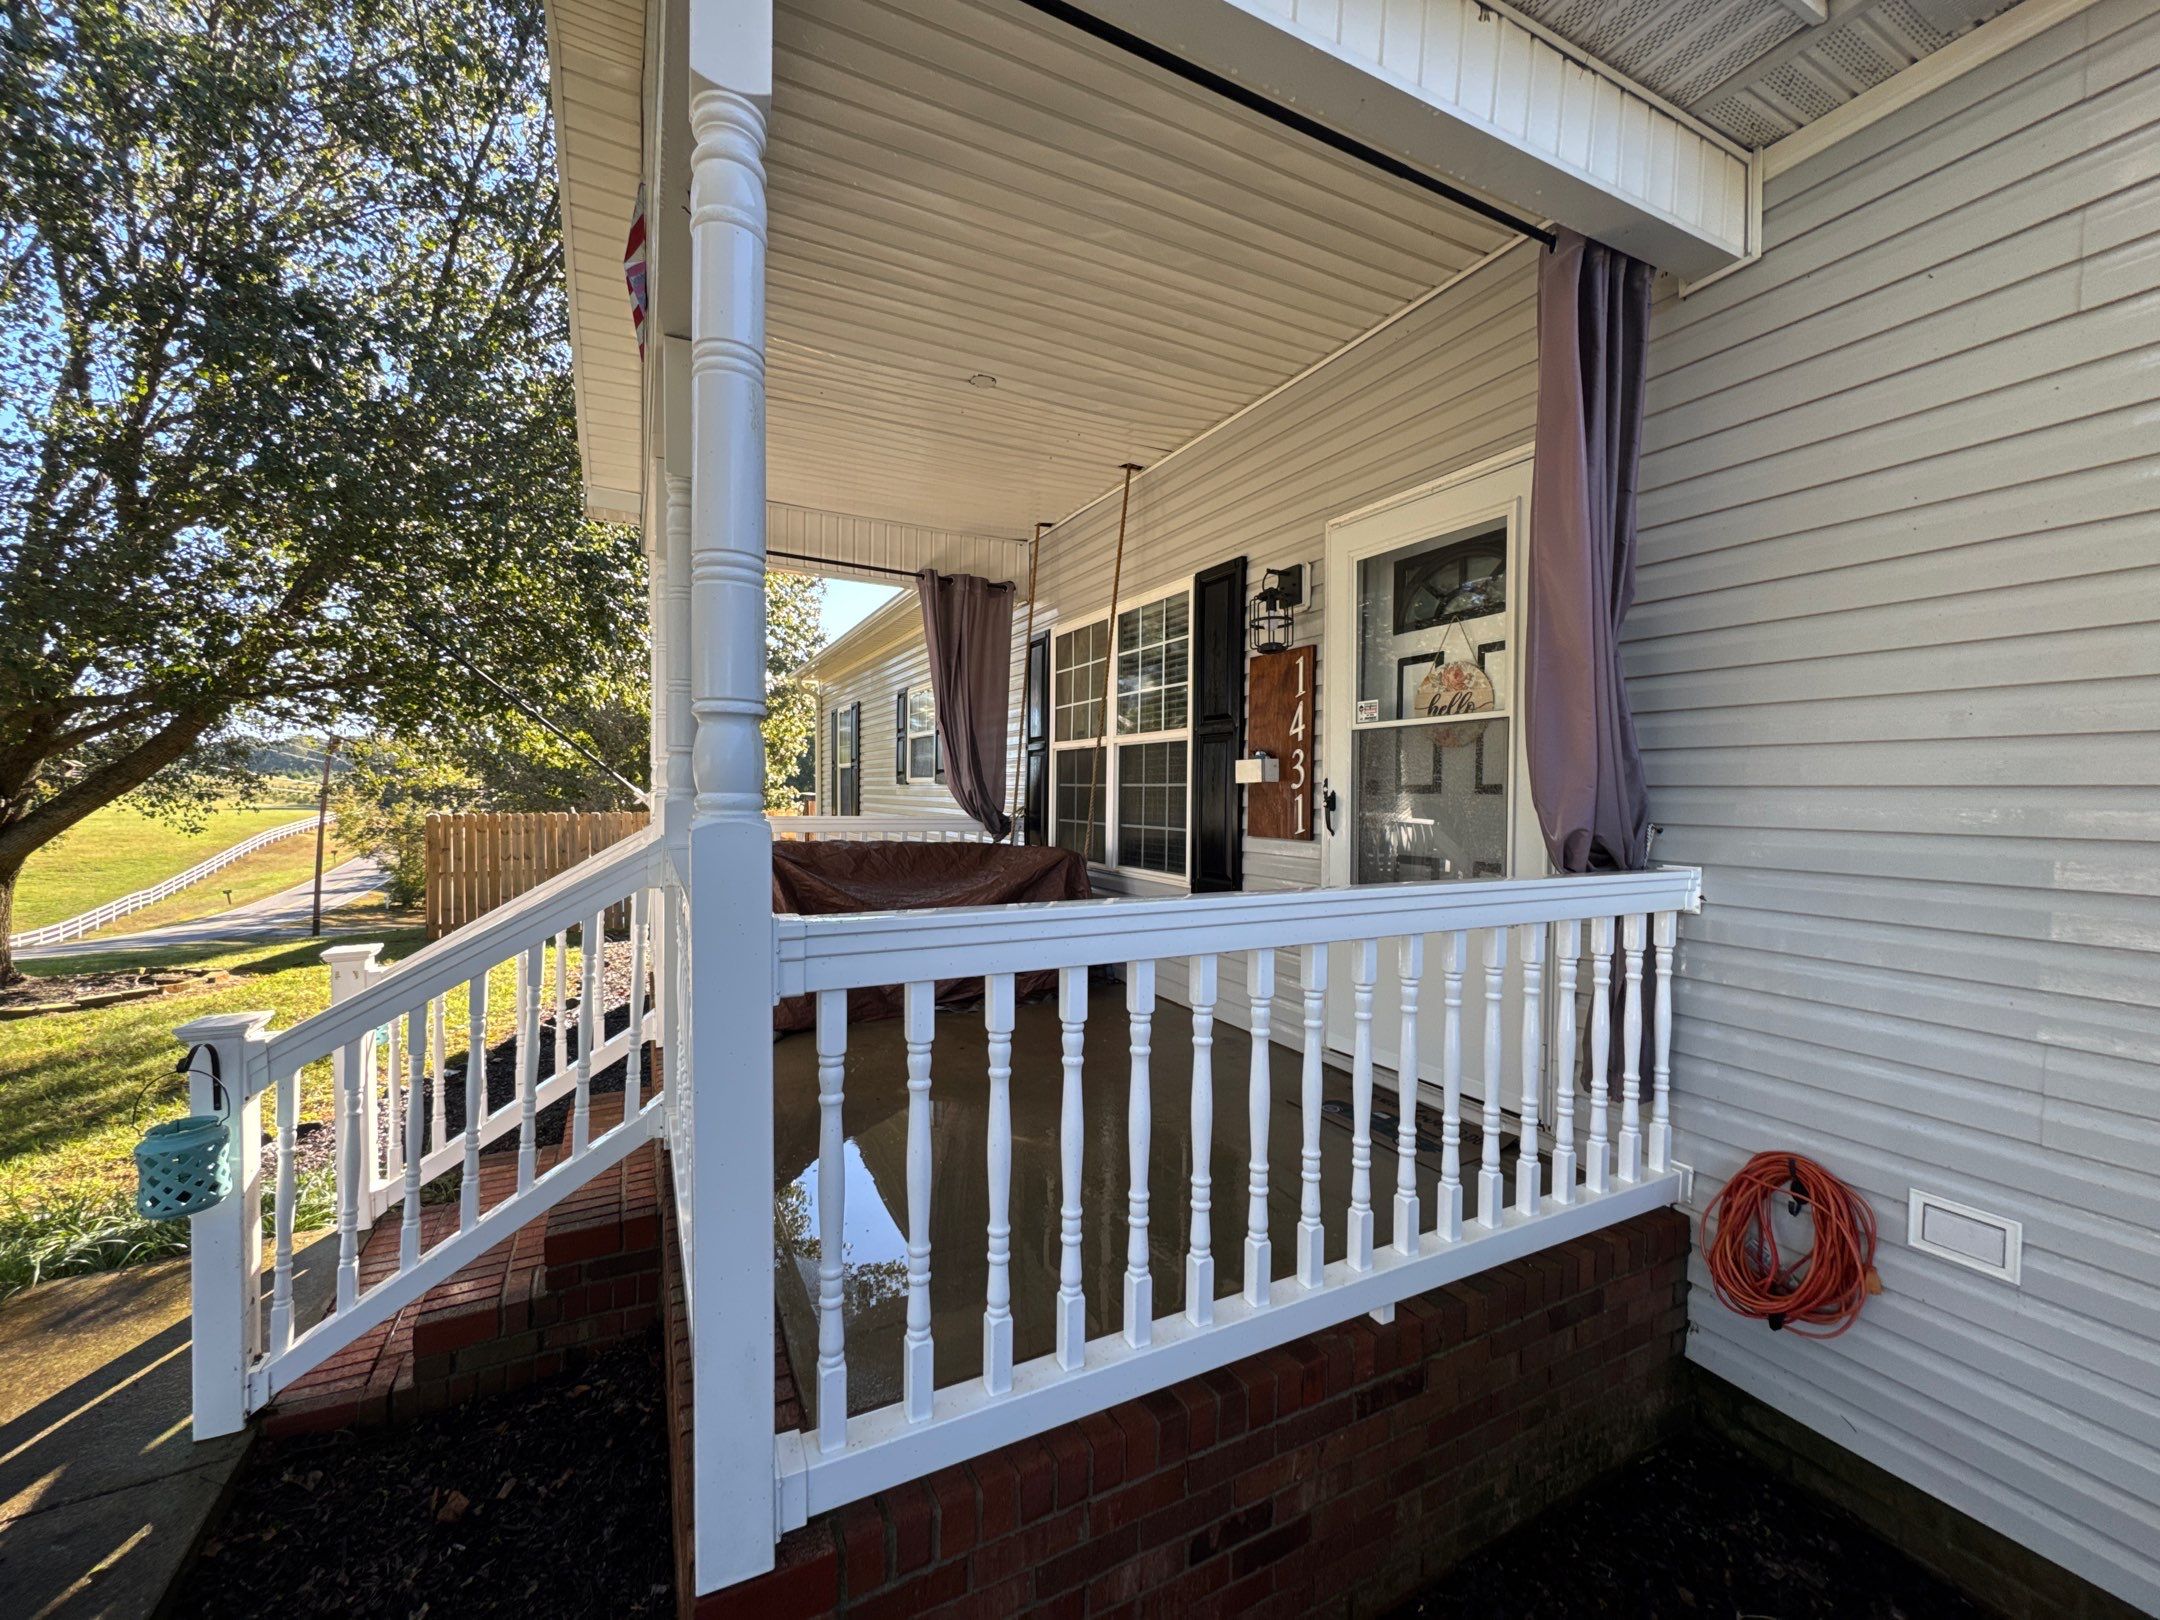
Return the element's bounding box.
[763,0,1519,539]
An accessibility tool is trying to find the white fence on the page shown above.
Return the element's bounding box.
[179,833,668,1435]
[12,814,329,950]
[766,865,1702,1531]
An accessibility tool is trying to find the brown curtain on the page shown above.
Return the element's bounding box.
[1527,228,1655,874]
[916,569,1016,840]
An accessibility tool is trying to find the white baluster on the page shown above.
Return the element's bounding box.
[1245,947,1276,1308]
[517,941,542,1191]
[1651,911,1675,1172]
[1477,928,1508,1229]
[461,971,486,1229]
[1123,960,1156,1348]
[270,1064,298,1356]
[1185,953,1218,1328]
[625,889,647,1114]
[1619,914,1646,1183]
[384,1010,403,1193]
[430,997,448,1153]
[1393,936,1422,1257]
[552,929,570,1083]
[814,989,848,1451]
[903,981,935,1422]
[1295,944,1325,1288]
[1551,919,1582,1205]
[401,1006,426,1268]
[1348,939,1377,1271]
[336,1034,364,1311]
[983,973,1016,1394]
[1587,916,1614,1195]
[1437,932,1466,1244]
[574,908,602,1153]
[1055,966,1087,1371]
[1514,923,1545,1218]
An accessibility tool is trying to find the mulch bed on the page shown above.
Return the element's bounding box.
[174,1336,673,1619]
[1386,1430,1987,1619]
[0,965,229,1017]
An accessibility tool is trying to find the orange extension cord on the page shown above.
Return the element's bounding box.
[1701,1153,1882,1339]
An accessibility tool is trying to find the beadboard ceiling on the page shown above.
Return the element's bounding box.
[1501,0,2020,147]
[761,0,1519,538]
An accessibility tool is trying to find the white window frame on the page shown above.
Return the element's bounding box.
[903,682,938,784]
[1050,588,1194,883]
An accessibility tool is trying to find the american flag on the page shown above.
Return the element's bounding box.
[624,185,649,355]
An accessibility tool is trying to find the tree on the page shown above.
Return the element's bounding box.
[0,0,643,980]
[763,573,823,812]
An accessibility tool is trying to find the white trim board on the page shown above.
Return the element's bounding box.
[1761,0,2111,181]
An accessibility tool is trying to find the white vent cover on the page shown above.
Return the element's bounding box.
[1907,1190,2022,1284]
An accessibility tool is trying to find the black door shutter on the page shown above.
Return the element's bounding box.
[895,691,909,785]
[1023,631,1050,844]
[1190,556,1246,893]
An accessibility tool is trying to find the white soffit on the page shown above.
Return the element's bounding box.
[764,0,1518,539]
[545,0,647,523]
[1504,0,2021,148]
[1073,0,1757,279]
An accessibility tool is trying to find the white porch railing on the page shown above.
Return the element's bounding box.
[765,865,1702,1533]
[179,832,671,1436]
[768,813,992,843]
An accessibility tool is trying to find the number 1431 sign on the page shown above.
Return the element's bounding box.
[1247,647,1315,841]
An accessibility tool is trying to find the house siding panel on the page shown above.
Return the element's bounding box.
[1636,6,2160,1612]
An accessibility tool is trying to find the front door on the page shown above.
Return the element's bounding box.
[1321,454,1543,1106]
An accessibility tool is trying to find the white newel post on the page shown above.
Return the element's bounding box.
[178,1010,271,1439]
[685,3,776,1590]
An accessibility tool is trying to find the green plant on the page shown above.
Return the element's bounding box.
[0,1163,340,1305]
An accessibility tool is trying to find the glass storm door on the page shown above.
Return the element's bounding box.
[1321,455,1543,1106]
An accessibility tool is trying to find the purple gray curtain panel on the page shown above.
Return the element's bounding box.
[916,569,1016,841]
[1526,228,1656,874]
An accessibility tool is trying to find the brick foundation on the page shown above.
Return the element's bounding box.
[1692,1371,2148,1620]
[663,1169,1690,1620]
[266,1125,661,1435]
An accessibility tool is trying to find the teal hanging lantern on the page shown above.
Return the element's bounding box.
[135,1044,234,1220]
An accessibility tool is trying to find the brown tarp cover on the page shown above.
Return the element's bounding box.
[773,840,1091,1032]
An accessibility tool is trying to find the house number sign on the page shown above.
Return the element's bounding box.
[1246,647,1315,841]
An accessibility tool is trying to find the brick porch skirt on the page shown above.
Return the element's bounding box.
[663,1178,1690,1620]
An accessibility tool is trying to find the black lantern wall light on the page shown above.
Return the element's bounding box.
[1247,565,1304,655]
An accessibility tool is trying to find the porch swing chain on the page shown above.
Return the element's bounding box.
[1007,521,1047,841]
[1086,464,1141,860]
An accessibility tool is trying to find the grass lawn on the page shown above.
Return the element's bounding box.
[0,919,587,1301]
[14,801,325,931]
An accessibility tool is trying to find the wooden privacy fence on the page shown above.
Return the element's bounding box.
[424,811,648,940]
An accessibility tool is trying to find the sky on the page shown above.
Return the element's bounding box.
[820,579,901,646]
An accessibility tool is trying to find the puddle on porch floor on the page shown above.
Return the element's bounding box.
[772,977,1521,1425]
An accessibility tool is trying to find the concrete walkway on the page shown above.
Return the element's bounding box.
[19,859,389,962]
[0,1235,336,1618]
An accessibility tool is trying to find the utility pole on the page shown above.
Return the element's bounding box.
[310,737,340,937]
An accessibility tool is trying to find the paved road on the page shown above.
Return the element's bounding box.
[19,857,390,961]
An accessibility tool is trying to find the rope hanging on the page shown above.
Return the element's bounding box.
[1083,464,1141,859]
[1008,520,1048,842]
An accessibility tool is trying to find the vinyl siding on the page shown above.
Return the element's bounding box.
[1635,4,2160,1610]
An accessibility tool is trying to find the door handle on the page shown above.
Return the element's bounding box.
[1321,779,1338,836]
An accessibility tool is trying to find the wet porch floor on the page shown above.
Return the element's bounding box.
[771,977,1521,1424]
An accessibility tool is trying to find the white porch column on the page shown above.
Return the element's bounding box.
[684,0,775,1594]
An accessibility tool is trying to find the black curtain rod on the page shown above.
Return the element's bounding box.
[769,548,1014,590]
[1009,0,1556,250]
